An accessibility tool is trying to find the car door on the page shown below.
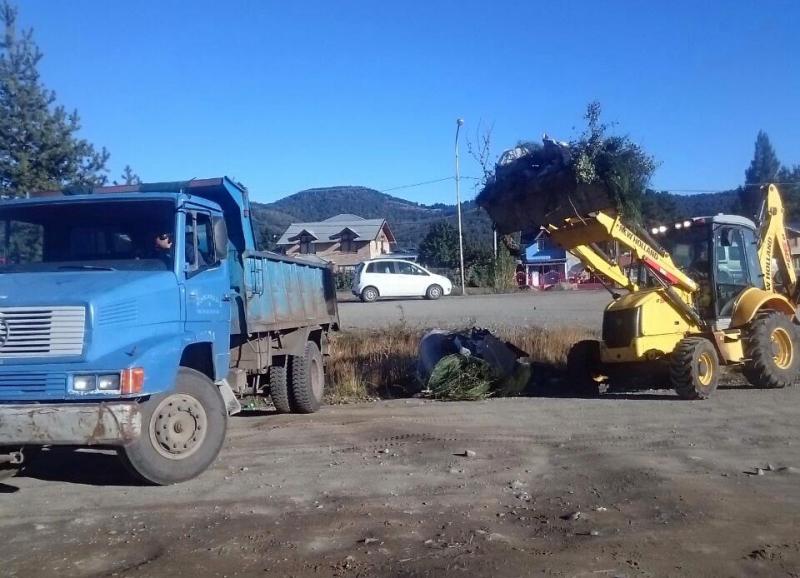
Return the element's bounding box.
[372,260,401,297]
[182,210,231,377]
[409,263,432,295]
[394,261,422,296]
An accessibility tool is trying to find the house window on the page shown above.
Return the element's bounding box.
[340,233,356,253]
[300,235,315,254]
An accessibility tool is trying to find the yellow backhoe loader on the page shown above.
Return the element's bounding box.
[551,184,799,399]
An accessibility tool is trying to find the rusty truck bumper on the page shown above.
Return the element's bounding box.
[0,402,141,446]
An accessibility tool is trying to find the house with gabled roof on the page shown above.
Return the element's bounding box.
[276,214,397,269]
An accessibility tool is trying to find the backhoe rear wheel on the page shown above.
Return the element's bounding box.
[670,337,719,399]
[566,339,606,396]
[742,311,800,389]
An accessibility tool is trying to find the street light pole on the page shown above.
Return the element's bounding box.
[455,118,466,296]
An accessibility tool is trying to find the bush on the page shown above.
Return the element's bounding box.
[335,269,355,291]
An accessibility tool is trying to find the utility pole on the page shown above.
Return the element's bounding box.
[455,118,466,296]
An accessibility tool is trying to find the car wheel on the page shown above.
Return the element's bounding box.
[361,286,379,303]
[425,284,443,300]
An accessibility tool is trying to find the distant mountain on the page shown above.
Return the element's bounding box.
[250,184,757,252]
[250,186,494,251]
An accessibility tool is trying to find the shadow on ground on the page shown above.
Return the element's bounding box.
[12,447,138,487]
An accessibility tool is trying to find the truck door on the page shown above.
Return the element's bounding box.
[182,211,231,378]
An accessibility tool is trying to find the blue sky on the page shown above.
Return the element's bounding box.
[18,0,800,204]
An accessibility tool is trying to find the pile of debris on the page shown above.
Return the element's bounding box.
[417,328,531,401]
[476,136,617,235]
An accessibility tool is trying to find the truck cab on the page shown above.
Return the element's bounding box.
[0,178,338,484]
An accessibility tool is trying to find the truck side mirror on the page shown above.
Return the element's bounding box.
[213,217,228,261]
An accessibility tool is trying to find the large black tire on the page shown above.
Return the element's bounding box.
[269,362,293,414]
[425,284,443,300]
[361,286,379,303]
[566,339,606,396]
[742,311,800,389]
[670,337,719,399]
[119,367,227,485]
[289,341,325,414]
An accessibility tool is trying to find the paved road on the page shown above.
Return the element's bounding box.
[338,290,612,330]
[3,388,800,577]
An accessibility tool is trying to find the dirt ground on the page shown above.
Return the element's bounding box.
[3,384,800,577]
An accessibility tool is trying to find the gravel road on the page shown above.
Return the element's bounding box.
[338,290,612,330]
[3,386,800,577]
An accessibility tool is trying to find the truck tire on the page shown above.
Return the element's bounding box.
[425,284,443,300]
[269,363,293,414]
[566,339,606,396]
[119,367,227,485]
[361,286,379,303]
[742,311,800,389]
[670,337,719,399]
[289,341,325,413]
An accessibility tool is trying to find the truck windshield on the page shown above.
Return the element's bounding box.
[0,199,176,273]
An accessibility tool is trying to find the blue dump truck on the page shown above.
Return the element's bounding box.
[0,177,339,484]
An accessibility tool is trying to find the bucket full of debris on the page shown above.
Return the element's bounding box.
[417,328,532,400]
[476,136,618,235]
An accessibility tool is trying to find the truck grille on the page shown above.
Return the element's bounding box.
[0,307,86,358]
[0,372,67,400]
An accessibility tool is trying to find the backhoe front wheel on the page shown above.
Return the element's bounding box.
[742,312,800,389]
[670,337,719,399]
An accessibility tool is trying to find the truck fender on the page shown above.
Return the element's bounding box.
[730,287,796,328]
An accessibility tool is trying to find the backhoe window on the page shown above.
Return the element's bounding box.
[715,227,751,317]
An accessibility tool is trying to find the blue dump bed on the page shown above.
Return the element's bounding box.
[242,251,338,333]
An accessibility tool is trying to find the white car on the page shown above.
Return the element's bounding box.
[352,259,453,302]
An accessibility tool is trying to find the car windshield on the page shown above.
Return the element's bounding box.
[0,199,176,273]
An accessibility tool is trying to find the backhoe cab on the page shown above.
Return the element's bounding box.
[557,184,800,399]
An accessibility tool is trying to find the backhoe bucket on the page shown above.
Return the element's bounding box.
[475,138,617,234]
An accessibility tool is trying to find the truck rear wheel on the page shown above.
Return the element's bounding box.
[269,363,293,414]
[289,341,325,413]
[742,311,800,389]
[670,337,719,399]
[119,367,227,485]
[566,339,606,396]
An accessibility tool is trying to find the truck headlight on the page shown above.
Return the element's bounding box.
[73,375,97,392]
[97,374,121,391]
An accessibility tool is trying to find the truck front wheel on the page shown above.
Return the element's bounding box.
[289,341,325,413]
[119,367,227,485]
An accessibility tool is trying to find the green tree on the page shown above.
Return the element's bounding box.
[117,164,140,186]
[491,244,517,291]
[0,2,108,198]
[739,130,781,218]
[571,101,658,221]
[418,221,459,268]
[777,164,800,222]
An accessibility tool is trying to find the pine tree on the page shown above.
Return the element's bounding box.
[739,131,781,218]
[418,221,460,268]
[0,1,108,198]
[118,164,141,185]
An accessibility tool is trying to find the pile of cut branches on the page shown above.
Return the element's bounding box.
[476,103,657,234]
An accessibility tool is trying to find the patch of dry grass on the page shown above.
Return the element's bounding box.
[326,324,598,402]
